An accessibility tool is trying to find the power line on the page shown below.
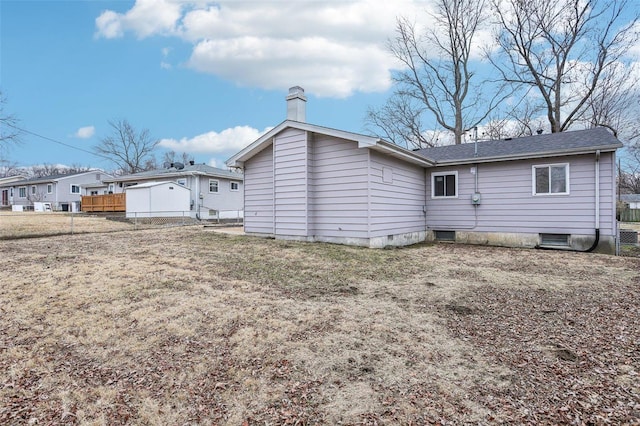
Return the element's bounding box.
[4,122,112,162]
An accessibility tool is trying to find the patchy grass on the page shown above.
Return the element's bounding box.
[1,227,639,425]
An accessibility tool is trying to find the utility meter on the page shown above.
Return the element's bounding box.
[471,192,481,205]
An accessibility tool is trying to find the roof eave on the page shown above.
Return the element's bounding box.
[226,120,433,168]
[370,139,435,167]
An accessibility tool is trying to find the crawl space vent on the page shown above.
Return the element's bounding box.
[540,233,569,246]
[434,230,456,241]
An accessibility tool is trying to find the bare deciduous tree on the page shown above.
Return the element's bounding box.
[0,90,21,149]
[94,119,159,175]
[162,150,194,166]
[483,102,548,140]
[0,159,20,178]
[490,0,639,133]
[367,0,509,148]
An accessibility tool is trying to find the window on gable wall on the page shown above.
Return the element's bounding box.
[209,180,219,193]
[71,185,80,194]
[230,181,239,191]
[533,164,569,195]
[432,171,458,198]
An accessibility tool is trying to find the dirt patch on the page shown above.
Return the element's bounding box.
[1,227,639,424]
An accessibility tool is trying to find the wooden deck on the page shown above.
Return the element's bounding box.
[81,193,125,212]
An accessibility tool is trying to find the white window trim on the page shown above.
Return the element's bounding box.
[70,184,81,194]
[431,171,458,199]
[176,178,187,186]
[31,185,37,195]
[209,179,219,193]
[230,181,240,191]
[47,184,53,194]
[18,186,26,198]
[532,163,570,196]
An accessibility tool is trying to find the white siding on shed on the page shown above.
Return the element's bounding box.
[125,181,190,218]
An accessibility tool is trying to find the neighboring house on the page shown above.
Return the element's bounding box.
[226,86,622,254]
[620,194,640,209]
[5,171,114,212]
[105,162,244,219]
[0,175,27,208]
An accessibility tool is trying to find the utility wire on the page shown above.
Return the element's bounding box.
[4,122,112,162]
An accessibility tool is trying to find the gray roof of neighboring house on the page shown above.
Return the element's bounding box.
[415,127,622,165]
[7,170,109,186]
[110,163,243,182]
[621,194,640,202]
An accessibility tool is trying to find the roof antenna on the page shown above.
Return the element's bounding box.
[473,127,478,157]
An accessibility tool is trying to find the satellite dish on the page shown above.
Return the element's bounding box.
[174,162,184,170]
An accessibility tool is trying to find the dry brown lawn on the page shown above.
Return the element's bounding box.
[1,225,639,425]
[0,212,134,239]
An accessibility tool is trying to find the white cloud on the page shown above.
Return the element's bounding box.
[95,0,426,97]
[158,125,271,154]
[75,126,95,139]
[188,36,395,98]
[95,0,183,39]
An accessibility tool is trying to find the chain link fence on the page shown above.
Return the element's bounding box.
[0,210,243,239]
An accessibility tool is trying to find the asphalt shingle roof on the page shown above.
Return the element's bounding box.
[621,194,640,202]
[415,127,622,164]
[114,163,243,181]
[8,171,104,186]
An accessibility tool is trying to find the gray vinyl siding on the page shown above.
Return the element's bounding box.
[309,135,369,238]
[244,145,274,234]
[369,151,426,237]
[12,172,111,209]
[197,175,243,214]
[426,153,616,237]
[274,128,308,236]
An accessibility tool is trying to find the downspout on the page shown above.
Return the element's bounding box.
[194,172,201,220]
[585,150,600,252]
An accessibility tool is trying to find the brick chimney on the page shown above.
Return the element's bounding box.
[286,86,307,122]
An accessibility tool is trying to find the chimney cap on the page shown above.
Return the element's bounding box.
[288,85,304,94]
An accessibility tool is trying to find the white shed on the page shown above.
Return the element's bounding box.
[125,181,191,218]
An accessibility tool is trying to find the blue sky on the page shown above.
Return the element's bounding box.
[1,0,638,173]
[2,0,426,171]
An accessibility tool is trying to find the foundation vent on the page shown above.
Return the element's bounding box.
[435,230,456,241]
[540,233,569,246]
